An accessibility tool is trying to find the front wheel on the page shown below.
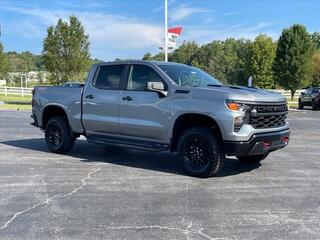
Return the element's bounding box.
[178,127,225,178]
[236,153,269,163]
[45,116,75,153]
[312,100,318,110]
[298,100,304,110]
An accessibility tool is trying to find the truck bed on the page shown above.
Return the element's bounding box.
[32,86,84,133]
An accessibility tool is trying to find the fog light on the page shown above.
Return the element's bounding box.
[234,116,244,132]
[281,136,289,144]
[234,116,244,125]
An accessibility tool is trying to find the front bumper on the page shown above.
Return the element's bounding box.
[224,129,290,156]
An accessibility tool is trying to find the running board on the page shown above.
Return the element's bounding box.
[86,134,169,152]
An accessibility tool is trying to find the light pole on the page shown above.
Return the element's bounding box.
[164,0,168,62]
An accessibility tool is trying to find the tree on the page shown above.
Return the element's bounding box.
[37,71,46,85]
[43,16,90,84]
[273,24,314,100]
[248,34,276,88]
[0,42,9,79]
[234,39,252,86]
[141,52,166,61]
[142,52,152,60]
[171,41,199,65]
[194,39,251,85]
[311,32,320,50]
[311,51,320,86]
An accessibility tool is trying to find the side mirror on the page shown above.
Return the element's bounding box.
[147,82,167,96]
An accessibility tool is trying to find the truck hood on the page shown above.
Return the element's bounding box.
[200,85,286,103]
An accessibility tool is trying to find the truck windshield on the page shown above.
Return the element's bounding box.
[159,64,222,87]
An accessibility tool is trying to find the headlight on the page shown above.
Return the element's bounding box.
[226,100,250,112]
[226,100,252,132]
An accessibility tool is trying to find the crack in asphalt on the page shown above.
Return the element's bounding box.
[102,225,229,240]
[234,209,319,236]
[0,166,102,230]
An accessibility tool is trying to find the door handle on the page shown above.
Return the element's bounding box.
[122,96,133,101]
[85,94,94,99]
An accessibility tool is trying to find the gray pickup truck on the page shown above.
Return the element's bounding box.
[31,61,290,177]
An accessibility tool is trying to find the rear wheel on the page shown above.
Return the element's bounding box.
[298,100,304,110]
[236,153,269,163]
[312,99,318,110]
[178,127,225,178]
[45,116,75,153]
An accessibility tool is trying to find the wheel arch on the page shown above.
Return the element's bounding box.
[170,113,223,152]
[42,104,69,129]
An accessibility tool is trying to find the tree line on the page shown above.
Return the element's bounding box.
[144,25,320,99]
[1,16,320,99]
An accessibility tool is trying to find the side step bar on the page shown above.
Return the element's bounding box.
[86,134,169,152]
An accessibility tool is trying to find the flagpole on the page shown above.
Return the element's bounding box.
[164,0,168,62]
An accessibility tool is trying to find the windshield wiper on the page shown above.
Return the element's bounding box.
[206,84,223,87]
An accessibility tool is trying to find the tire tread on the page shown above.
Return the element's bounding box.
[45,116,75,153]
[178,127,225,178]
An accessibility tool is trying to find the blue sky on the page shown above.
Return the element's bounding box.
[0,0,319,61]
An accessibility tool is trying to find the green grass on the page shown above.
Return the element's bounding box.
[0,93,32,102]
[0,104,32,110]
[288,102,298,108]
[0,93,32,111]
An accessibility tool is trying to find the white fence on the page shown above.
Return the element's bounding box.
[269,89,304,100]
[0,86,33,97]
[0,86,304,101]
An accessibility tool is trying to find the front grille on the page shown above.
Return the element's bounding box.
[249,104,287,129]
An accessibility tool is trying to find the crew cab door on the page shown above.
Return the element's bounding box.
[119,64,171,142]
[82,64,126,135]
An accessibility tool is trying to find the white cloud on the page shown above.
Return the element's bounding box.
[1,3,279,60]
[181,22,279,44]
[169,4,211,22]
[1,5,163,59]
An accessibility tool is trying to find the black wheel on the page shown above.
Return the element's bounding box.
[298,100,304,110]
[312,99,318,110]
[177,127,225,178]
[236,153,269,163]
[45,116,75,153]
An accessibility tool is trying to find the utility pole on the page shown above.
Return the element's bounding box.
[164,0,168,62]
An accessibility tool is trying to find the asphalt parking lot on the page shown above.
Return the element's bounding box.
[0,110,319,240]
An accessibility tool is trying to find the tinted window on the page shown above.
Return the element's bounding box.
[127,65,164,91]
[94,65,124,90]
[312,88,320,93]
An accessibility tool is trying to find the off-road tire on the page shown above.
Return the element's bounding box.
[177,127,225,178]
[298,100,304,110]
[312,99,318,110]
[45,116,75,153]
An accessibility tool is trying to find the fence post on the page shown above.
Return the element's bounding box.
[21,87,24,97]
[5,86,7,96]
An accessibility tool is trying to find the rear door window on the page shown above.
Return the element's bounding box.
[94,65,125,90]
